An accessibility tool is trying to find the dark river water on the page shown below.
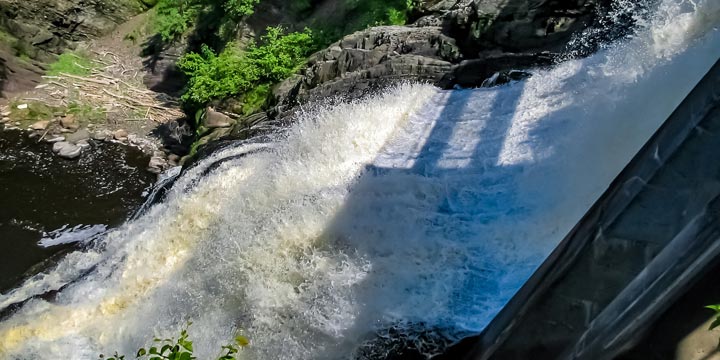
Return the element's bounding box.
[0,129,155,292]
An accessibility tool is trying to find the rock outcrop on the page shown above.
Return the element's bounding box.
[0,0,143,61]
[270,26,461,116]
[0,0,144,95]
[266,0,608,121]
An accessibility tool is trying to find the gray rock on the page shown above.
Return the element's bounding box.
[65,128,90,144]
[76,140,91,149]
[271,26,460,116]
[92,131,108,141]
[43,135,65,143]
[113,129,129,141]
[52,141,69,153]
[30,120,50,130]
[52,141,82,158]
[58,143,82,159]
[203,108,236,128]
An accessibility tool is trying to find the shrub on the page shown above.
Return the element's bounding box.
[178,26,314,110]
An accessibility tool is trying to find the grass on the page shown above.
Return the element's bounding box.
[8,101,60,125]
[47,52,97,76]
[67,102,107,124]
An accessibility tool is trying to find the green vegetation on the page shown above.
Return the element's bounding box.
[178,26,314,112]
[151,0,260,43]
[48,52,97,76]
[310,0,419,47]
[67,102,107,123]
[9,101,58,124]
[707,304,720,348]
[100,325,250,360]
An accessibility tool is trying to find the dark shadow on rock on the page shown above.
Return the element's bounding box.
[150,117,194,155]
[141,34,188,97]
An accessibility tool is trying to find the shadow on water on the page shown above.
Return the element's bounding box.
[309,79,533,359]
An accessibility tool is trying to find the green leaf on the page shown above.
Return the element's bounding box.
[179,339,193,352]
[710,317,720,330]
[235,335,250,347]
[161,344,173,355]
[137,348,147,357]
[149,347,159,355]
[706,304,720,312]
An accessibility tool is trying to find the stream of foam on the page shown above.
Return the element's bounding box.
[0,0,718,358]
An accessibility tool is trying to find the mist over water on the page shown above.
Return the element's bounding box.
[0,0,718,358]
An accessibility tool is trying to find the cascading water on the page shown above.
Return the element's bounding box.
[1,0,718,358]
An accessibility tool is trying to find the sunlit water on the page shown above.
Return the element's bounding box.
[0,0,718,358]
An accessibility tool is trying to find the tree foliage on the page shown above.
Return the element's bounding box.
[178,26,314,110]
[152,0,260,42]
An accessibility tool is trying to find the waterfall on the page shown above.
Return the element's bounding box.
[1,0,718,358]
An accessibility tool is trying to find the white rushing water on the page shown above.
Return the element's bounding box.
[1,0,719,358]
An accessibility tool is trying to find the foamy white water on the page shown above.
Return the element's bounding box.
[0,0,718,358]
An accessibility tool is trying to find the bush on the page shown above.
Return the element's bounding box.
[178,26,314,110]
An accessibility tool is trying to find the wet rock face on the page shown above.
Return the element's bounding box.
[0,0,142,61]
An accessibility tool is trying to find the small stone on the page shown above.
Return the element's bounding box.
[127,134,140,144]
[113,129,129,141]
[60,115,79,130]
[16,104,28,110]
[52,141,71,153]
[0,117,9,123]
[168,154,180,162]
[76,140,91,149]
[65,129,90,144]
[148,156,167,168]
[1,111,10,117]
[92,131,107,141]
[58,144,82,159]
[44,135,66,143]
[28,132,39,139]
[30,120,50,131]
[14,122,20,126]
[153,150,166,158]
